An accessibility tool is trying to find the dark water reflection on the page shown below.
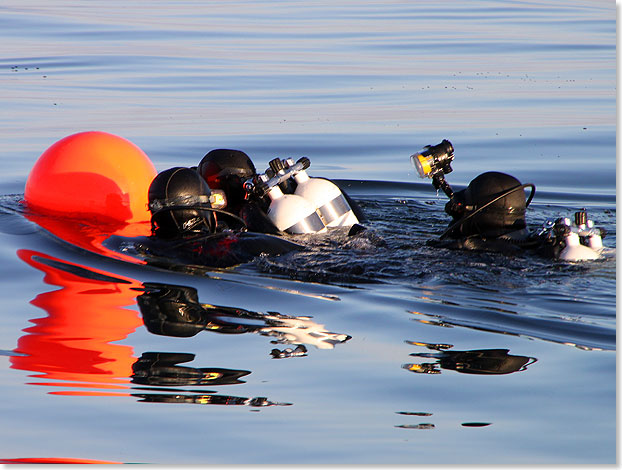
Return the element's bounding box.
[131,352,289,407]
[137,282,351,351]
[132,352,251,387]
[404,345,537,375]
[11,242,573,462]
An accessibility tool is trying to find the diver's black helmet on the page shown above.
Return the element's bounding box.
[148,167,216,238]
[451,172,528,238]
[198,149,256,211]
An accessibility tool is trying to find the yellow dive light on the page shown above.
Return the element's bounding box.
[410,139,454,179]
[411,153,431,178]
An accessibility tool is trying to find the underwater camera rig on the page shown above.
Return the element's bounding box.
[411,139,534,239]
[410,139,456,199]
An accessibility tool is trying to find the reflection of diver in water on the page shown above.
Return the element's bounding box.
[136,282,351,354]
[134,392,289,407]
[410,140,607,261]
[130,351,290,407]
[131,352,250,386]
[403,342,536,375]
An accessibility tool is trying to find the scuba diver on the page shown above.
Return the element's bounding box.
[197,148,367,236]
[410,140,606,261]
[144,166,303,268]
[140,148,374,269]
[197,149,281,234]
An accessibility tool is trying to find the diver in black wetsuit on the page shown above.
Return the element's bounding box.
[197,148,367,235]
[198,149,282,234]
[411,140,606,260]
[433,170,538,255]
[144,166,302,268]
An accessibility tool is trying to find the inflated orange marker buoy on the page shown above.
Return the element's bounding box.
[24,131,157,228]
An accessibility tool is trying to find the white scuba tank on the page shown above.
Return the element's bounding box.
[265,184,327,234]
[559,231,600,261]
[291,166,359,228]
[583,220,603,250]
[557,215,603,261]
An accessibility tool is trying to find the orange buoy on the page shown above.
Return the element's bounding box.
[24,131,157,229]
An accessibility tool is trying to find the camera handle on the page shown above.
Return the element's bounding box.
[432,173,454,199]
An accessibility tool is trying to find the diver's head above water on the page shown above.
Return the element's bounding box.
[148,167,221,238]
[198,149,257,212]
[446,171,531,239]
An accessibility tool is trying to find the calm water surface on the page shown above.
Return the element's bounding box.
[0,0,616,465]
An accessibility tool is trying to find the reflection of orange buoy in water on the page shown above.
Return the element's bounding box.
[22,131,157,260]
[12,249,143,395]
[0,457,120,464]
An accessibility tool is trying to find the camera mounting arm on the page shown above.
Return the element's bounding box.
[432,173,454,199]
